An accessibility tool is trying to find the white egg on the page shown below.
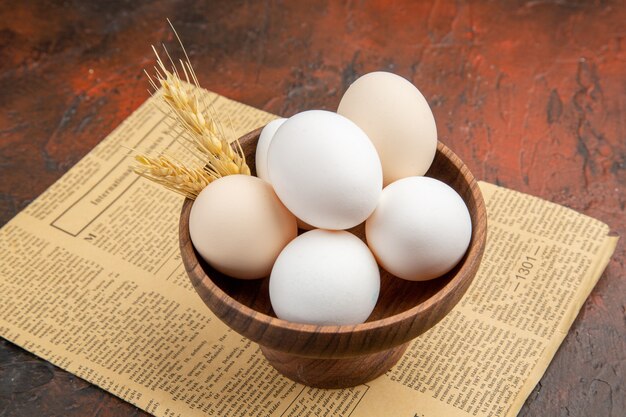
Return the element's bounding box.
[267,110,382,230]
[365,177,471,281]
[338,71,437,186]
[255,118,314,230]
[255,118,286,182]
[269,229,380,325]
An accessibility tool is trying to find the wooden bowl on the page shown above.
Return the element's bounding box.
[179,127,487,388]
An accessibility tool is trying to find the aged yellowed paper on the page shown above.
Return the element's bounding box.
[0,89,617,417]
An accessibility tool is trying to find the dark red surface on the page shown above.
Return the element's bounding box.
[0,1,624,416]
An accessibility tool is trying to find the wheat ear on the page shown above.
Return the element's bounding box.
[133,154,217,199]
[133,21,251,199]
[145,22,250,177]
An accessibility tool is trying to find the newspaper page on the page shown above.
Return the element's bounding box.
[0,88,617,417]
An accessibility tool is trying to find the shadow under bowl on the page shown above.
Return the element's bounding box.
[179,127,487,388]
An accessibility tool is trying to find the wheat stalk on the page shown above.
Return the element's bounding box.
[132,20,250,200]
[133,154,217,199]
[146,22,250,176]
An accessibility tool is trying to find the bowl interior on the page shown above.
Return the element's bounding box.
[189,128,482,323]
[194,223,455,321]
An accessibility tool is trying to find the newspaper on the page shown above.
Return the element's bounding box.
[0,88,617,417]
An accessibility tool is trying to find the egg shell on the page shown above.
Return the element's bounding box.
[254,118,314,231]
[365,176,472,281]
[255,118,286,182]
[269,229,380,326]
[267,110,383,230]
[338,71,437,186]
[189,175,297,279]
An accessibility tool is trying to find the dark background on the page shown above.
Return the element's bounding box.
[0,1,624,416]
